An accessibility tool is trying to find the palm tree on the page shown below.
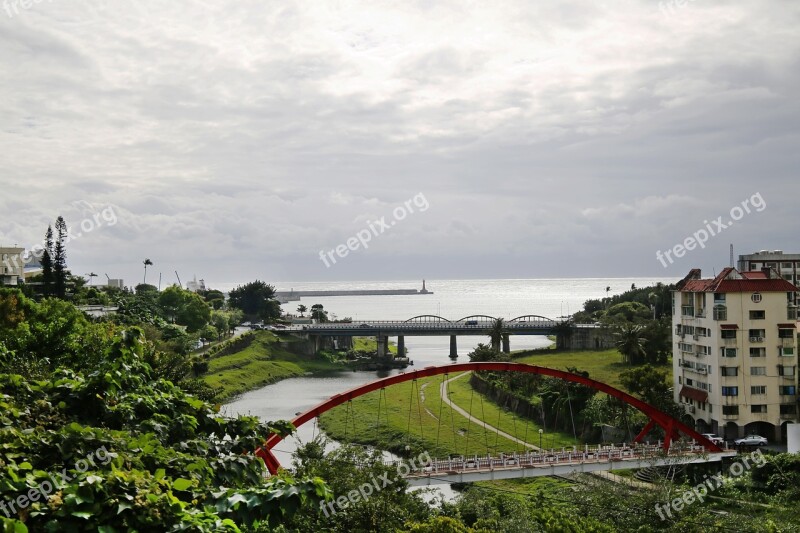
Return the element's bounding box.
[86,272,98,286]
[614,324,646,365]
[143,258,153,285]
[605,285,611,309]
[488,318,506,352]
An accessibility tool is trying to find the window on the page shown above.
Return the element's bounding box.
[780,386,796,395]
[686,378,694,386]
[778,329,795,339]
[681,325,695,335]
[781,347,794,356]
[721,366,738,376]
[722,405,739,415]
[721,386,739,396]
[782,262,793,269]
[751,293,762,303]
[678,376,682,384]
[749,310,765,320]
[714,293,726,303]
[750,347,766,357]
[750,367,766,376]
[679,343,693,353]
[751,386,766,395]
[749,329,766,338]
[721,329,737,339]
[697,345,711,356]
[779,366,796,377]
[780,404,797,415]
[721,348,737,358]
[751,405,767,414]
[714,305,728,320]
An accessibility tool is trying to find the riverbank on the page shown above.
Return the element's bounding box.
[203,331,342,401]
[317,348,669,456]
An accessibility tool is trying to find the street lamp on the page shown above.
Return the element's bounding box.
[538,428,543,449]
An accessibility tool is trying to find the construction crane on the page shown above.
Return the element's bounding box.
[175,271,182,289]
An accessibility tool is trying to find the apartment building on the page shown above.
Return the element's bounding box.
[672,267,799,442]
[0,247,25,286]
[738,250,800,292]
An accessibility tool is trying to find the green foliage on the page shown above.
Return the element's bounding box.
[228,281,279,322]
[0,335,327,531]
[614,323,646,365]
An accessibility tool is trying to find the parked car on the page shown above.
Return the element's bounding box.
[464,320,478,326]
[702,433,724,445]
[359,323,371,327]
[734,434,767,446]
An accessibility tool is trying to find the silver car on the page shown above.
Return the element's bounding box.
[734,434,767,446]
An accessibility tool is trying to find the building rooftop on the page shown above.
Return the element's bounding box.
[676,267,798,293]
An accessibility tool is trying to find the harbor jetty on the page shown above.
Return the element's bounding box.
[276,280,432,303]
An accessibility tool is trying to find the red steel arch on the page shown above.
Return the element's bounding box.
[255,362,721,474]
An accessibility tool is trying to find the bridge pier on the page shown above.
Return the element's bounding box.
[450,335,458,359]
[502,334,510,354]
[377,336,390,357]
[397,336,405,358]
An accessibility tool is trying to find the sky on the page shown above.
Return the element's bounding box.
[1,0,798,288]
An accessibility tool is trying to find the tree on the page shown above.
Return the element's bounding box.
[310,303,328,322]
[175,292,212,332]
[87,272,98,286]
[614,323,646,364]
[228,280,280,322]
[487,318,506,352]
[199,324,218,346]
[297,304,307,317]
[142,258,153,285]
[41,225,54,296]
[53,216,68,298]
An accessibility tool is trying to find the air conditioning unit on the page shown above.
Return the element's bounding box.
[757,337,764,342]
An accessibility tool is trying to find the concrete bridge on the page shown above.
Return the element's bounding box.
[277,315,609,357]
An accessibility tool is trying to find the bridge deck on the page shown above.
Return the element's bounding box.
[386,443,736,486]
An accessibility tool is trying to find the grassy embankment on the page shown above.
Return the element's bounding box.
[320,348,671,456]
[203,331,342,401]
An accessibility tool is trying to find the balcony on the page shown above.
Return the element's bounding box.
[723,338,738,347]
[696,309,706,318]
[681,306,695,317]
[781,338,796,348]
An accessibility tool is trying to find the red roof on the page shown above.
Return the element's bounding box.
[679,386,708,403]
[677,267,798,293]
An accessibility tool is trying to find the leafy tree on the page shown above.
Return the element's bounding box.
[176,292,212,333]
[467,343,505,362]
[619,365,683,421]
[200,324,218,346]
[297,304,307,317]
[228,281,280,322]
[310,303,328,322]
[53,216,68,298]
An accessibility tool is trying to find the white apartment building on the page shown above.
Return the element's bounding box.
[0,247,25,286]
[738,250,800,291]
[673,267,799,442]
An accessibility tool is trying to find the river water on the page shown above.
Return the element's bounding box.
[222,277,674,492]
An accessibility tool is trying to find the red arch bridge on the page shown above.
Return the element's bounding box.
[255,362,735,483]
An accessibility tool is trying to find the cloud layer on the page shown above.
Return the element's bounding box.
[1,0,798,286]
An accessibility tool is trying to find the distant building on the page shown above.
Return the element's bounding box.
[672,267,799,442]
[186,275,206,293]
[0,246,25,286]
[738,250,800,289]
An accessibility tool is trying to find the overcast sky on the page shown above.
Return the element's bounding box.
[1,0,798,287]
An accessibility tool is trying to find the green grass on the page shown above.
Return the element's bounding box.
[352,336,398,354]
[446,372,578,449]
[203,331,341,401]
[514,349,671,389]
[319,373,528,458]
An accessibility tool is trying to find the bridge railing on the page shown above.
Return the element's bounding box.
[384,441,726,476]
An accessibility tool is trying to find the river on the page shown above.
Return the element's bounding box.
[221,277,675,496]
